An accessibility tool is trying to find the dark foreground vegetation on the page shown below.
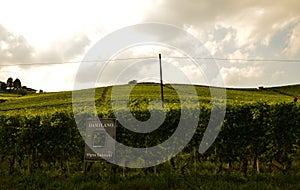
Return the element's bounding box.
[0,83,300,189]
[1,164,300,189]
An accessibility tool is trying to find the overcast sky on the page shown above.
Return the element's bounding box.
[0,0,300,91]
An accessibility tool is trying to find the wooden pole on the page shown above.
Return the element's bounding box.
[159,54,164,108]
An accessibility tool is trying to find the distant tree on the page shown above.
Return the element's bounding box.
[13,78,22,90]
[0,82,6,92]
[6,77,13,91]
[128,80,137,84]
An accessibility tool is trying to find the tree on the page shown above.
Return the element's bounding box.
[0,82,6,92]
[128,80,137,84]
[6,77,13,91]
[13,78,21,90]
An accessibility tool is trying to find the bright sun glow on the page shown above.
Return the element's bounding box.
[0,0,300,91]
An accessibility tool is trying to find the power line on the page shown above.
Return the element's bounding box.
[198,57,300,62]
[1,56,300,67]
[0,57,158,67]
[168,56,300,62]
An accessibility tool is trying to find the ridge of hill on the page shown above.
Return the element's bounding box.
[0,83,299,115]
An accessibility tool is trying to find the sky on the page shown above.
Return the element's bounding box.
[0,0,300,92]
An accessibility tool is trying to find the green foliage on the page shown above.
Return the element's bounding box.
[0,83,298,116]
[0,101,299,175]
[0,111,84,174]
[211,102,300,174]
[0,83,300,188]
[17,88,28,96]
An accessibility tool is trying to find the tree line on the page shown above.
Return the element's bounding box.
[0,77,37,95]
[0,77,21,91]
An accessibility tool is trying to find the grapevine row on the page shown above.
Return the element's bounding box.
[0,102,299,174]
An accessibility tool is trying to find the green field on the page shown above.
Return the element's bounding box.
[1,83,299,114]
[0,83,300,189]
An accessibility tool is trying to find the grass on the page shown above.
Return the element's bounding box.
[1,169,300,189]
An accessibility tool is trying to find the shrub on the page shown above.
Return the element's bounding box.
[17,89,28,96]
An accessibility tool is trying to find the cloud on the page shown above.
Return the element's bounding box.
[2,1,300,90]
[141,0,300,88]
[220,66,264,86]
[144,0,252,26]
[0,24,91,65]
[0,24,34,63]
[144,0,300,52]
[227,50,249,63]
[0,24,90,91]
[272,70,285,80]
[0,64,79,92]
[284,23,300,56]
[34,35,90,63]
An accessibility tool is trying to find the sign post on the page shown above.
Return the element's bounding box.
[84,119,116,162]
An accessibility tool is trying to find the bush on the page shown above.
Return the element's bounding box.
[17,89,28,96]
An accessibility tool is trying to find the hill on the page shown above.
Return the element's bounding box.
[1,83,300,189]
[0,83,299,115]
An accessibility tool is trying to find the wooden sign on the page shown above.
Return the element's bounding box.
[84,119,116,162]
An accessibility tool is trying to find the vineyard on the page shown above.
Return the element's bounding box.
[0,83,300,189]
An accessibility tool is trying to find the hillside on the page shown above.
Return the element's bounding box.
[0,83,299,115]
[1,83,300,189]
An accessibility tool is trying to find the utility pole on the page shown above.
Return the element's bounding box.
[159,54,164,108]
